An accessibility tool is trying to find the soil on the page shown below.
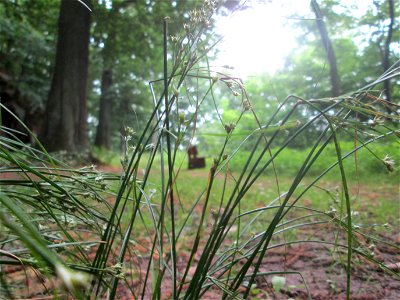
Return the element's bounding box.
[1,165,399,299]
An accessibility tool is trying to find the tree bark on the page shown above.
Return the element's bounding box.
[94,1,137,150]
[93,9,116,151]
[39,0,91,152]
[382,0,394,103]
[311,0,341,97]
[94,69,112,149]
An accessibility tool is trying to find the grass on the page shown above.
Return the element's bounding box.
[1,1,400,299]
[95,142,399,238]
[95,139,400,183]
[123,164,398,242]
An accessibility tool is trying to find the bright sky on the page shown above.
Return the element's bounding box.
[214,0,312,77]
[214,0,373,78]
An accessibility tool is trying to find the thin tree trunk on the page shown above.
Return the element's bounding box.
[94,69,112,149]
[94,1,138,150]
[40,0,91,152]
[311,0,341,97]
[382,0,394,103]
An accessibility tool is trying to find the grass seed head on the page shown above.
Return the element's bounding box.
[224,123,236,134]
[56,265,90,294]
[382,154,395,172]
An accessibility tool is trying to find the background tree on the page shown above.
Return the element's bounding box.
[311,0,341,96]
[258,0,398,100]
[94,68,113,149]
[89,0,200,150]
[92,1,121,150]
[197,0,399,150]
[40,0,91,153]
[0,0,58,136]
[360,0,398,104]
[0,0,397,154]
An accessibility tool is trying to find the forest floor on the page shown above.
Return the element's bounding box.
[2,165,399,299]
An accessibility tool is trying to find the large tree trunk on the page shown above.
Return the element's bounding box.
[94,69,112,149]
[382,0,394,103]
[311,0,341,97]
[39,0,91,152]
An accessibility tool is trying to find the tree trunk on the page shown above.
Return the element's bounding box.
[93,3,119,151]
[382,0,394,103]
[39,0,91,153]
[94,69,112,149]
[311,0,341,97]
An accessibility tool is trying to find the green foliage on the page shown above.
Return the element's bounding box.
[225,140,399,180]
[88,0,204,146]
[259,0,400,102]
[0,0,58,109]
[1,0,397,151]
[91,146,122,166]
